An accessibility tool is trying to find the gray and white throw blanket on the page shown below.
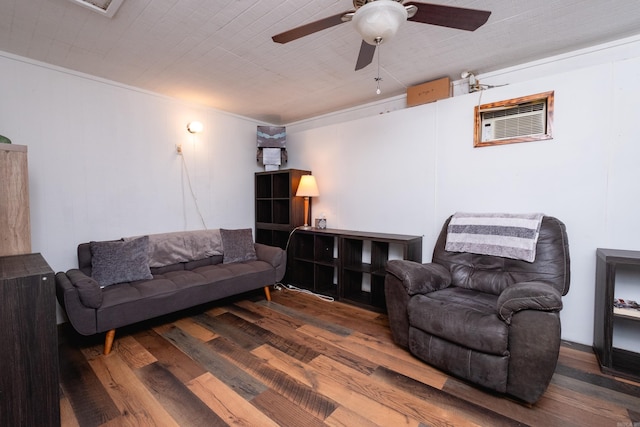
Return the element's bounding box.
[445,212,544,262]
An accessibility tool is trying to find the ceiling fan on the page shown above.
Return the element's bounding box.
[272,0,491,71]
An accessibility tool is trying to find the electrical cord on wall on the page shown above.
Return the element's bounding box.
[179,150,208,230]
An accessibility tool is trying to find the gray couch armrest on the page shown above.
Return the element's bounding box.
[386,260,451,295]
[254,243,287,282]
[65,269,103,308]
[497,281,563,324]
[55,271,98,335]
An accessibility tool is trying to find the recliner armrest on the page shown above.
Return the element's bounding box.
[386,260,451,295]
[497,281,563,324]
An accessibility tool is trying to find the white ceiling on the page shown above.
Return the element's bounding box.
[1,0,640,124]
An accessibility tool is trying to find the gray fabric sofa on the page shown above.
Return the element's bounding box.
[56,229,286,354]
[384,215,570,404]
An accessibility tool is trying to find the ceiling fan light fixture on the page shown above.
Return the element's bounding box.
[353,0,408,46]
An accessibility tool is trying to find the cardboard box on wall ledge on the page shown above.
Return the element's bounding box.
[406,77,451,107]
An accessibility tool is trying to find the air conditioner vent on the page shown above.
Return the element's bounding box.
[482,102,544,119]
[474,91,554,147]
[480,100,547,142]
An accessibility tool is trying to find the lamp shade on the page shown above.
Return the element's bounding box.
[352,0,408,46]
[296,175,319,197]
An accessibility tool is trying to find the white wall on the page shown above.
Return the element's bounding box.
[2,34,640,346]
[0,52,266,323]
[285,36,640,347]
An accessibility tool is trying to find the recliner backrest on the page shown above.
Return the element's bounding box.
[432,216,570,296]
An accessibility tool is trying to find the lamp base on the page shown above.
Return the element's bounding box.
[303,197,311,230]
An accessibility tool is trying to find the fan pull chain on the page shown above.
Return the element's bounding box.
[374,37,382,95]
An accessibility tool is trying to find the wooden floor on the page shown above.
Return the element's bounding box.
[58,288,640,427]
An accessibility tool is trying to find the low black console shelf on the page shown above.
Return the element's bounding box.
[289,228,422,312]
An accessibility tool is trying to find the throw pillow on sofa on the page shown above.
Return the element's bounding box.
[220,228,258,264]
[90,236,153,287]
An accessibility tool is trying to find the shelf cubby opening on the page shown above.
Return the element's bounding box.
[370,241,389,271]
[294,233,314,260]
[256,200,273,223]
[371,275,387,308]
[292,260,314,288]
[272,230,291,250]
[342,270,372,304]
[272,173,290,198]
[255,174,272,199]
[315,235,336,264]
[342,238,364,271]
[273,200,290,224]
[315,265,337,295]
[255,229,272,246]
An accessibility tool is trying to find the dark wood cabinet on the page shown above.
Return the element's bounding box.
[0,253,59,427]
[593,248,640,382]
[290,228,422,311]
[255,169,310,249]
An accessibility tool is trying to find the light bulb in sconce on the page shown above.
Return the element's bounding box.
[187,121,203,134]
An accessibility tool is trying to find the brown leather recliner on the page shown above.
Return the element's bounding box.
[384,216,570,404]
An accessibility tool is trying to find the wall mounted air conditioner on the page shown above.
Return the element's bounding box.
[481,101,546,142]
[474,91,554,148]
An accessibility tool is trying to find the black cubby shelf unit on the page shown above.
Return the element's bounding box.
[255,169,310,250]
[290,229,340,299]
[593,248,640,382]
[289,228,423,312]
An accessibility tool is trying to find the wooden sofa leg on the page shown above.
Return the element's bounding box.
[104,329,116,355]
[264,286,272,301]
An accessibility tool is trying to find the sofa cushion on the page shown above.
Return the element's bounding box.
[408,287,509,356]
[90,236,153,287]
[95,260,274,332]
[220,228,257,264]
[145,229,223,267]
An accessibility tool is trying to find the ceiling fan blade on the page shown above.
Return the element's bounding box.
[355,40,376,71]
[405,2,491,31]
[272,12,350,44]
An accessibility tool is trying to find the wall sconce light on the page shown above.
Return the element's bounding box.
[187,121,203,134]
[296,175,320,228]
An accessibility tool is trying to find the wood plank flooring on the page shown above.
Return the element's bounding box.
[58,288,640,426]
